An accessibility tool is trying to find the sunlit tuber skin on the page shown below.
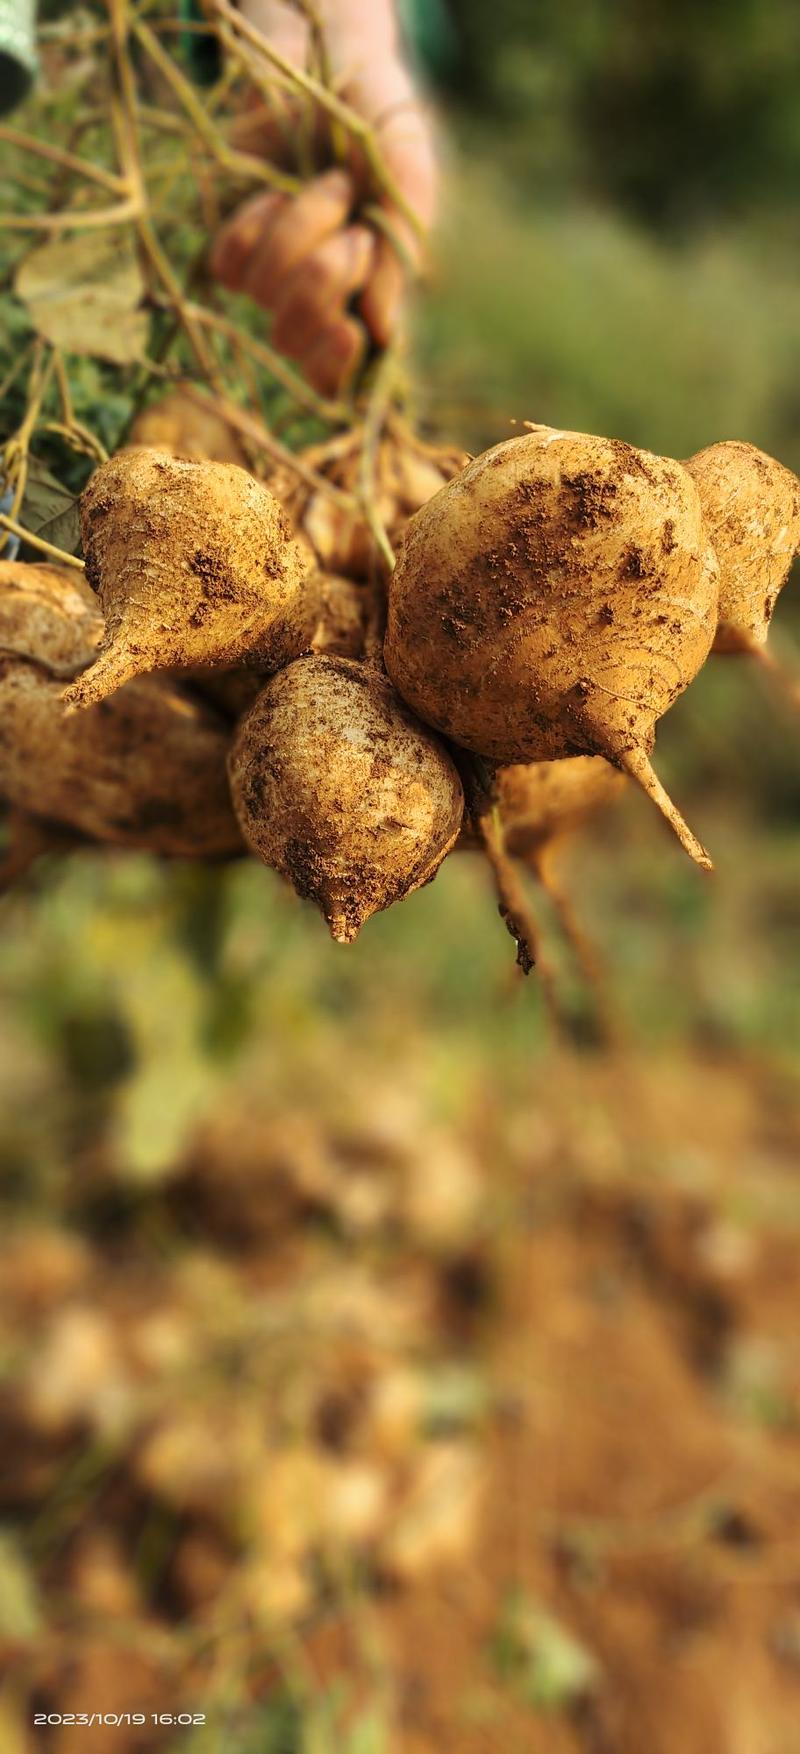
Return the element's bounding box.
[62,450,320,710]
[128,384,249,467]
[385,425,719,869]
[0,659,242,859]
[683,440,800,655]
[228,655,464,942]
[0,560,102,677]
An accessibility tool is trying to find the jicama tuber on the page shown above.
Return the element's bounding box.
[129,384,249,467]
[0,560,102,675]
[62,450,319,709]
[0,569,240,855]
[497,756,626,1024]
[228,655,464,942]
[1,662,242,858]
[683,440,800,658]
[385,425,719,868]
[311,573,383,660]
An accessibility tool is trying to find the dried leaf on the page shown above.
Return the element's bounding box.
[19,457,80,556]
[15,231,149,365]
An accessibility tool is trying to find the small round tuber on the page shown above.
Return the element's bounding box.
[63,449,319,709]
[228,655,464,941]
[683,439,800,655]
[385,425,719,867]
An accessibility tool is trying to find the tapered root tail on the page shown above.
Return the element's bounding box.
[619,745,714,871]
[324,905,364,945]
[61,644,139,711]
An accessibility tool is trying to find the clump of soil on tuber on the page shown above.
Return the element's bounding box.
[385,425,719,868]
[684,440,800,660]
[228,654,464,942]
[63,449,320,709]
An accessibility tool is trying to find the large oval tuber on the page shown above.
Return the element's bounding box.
[228,655,464,942]
[63,449,319,709]
[385,426,719,867]
[683,440,800,655]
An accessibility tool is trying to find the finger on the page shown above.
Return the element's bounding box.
[271,225,375,359]
[376,103,439,240]
[242,167,355,310]
[358,234,407,350]
[210,189,285,291]
[301,316,366,398]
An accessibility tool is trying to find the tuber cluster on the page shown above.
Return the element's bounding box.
[3,411,796,977]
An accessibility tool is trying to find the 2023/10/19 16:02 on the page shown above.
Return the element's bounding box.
[33,1713,207,1728]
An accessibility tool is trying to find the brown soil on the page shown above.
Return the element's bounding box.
[371,1052,800,1753]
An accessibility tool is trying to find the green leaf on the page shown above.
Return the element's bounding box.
[15,230,149,365]
[19,455,80,555]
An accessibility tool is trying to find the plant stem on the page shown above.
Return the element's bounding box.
[0,513,86,569]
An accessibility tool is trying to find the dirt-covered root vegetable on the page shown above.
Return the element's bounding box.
[683,440,800,655]
[311,573,383,660]
[0,658,242,859]
[228,655,464,942]
[0,560,102,677]
[62,449,319,710]
[385,425,719,868]
[498,756,626,861]
[129,384,249,467]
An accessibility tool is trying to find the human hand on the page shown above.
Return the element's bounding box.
[210,1,439,397]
